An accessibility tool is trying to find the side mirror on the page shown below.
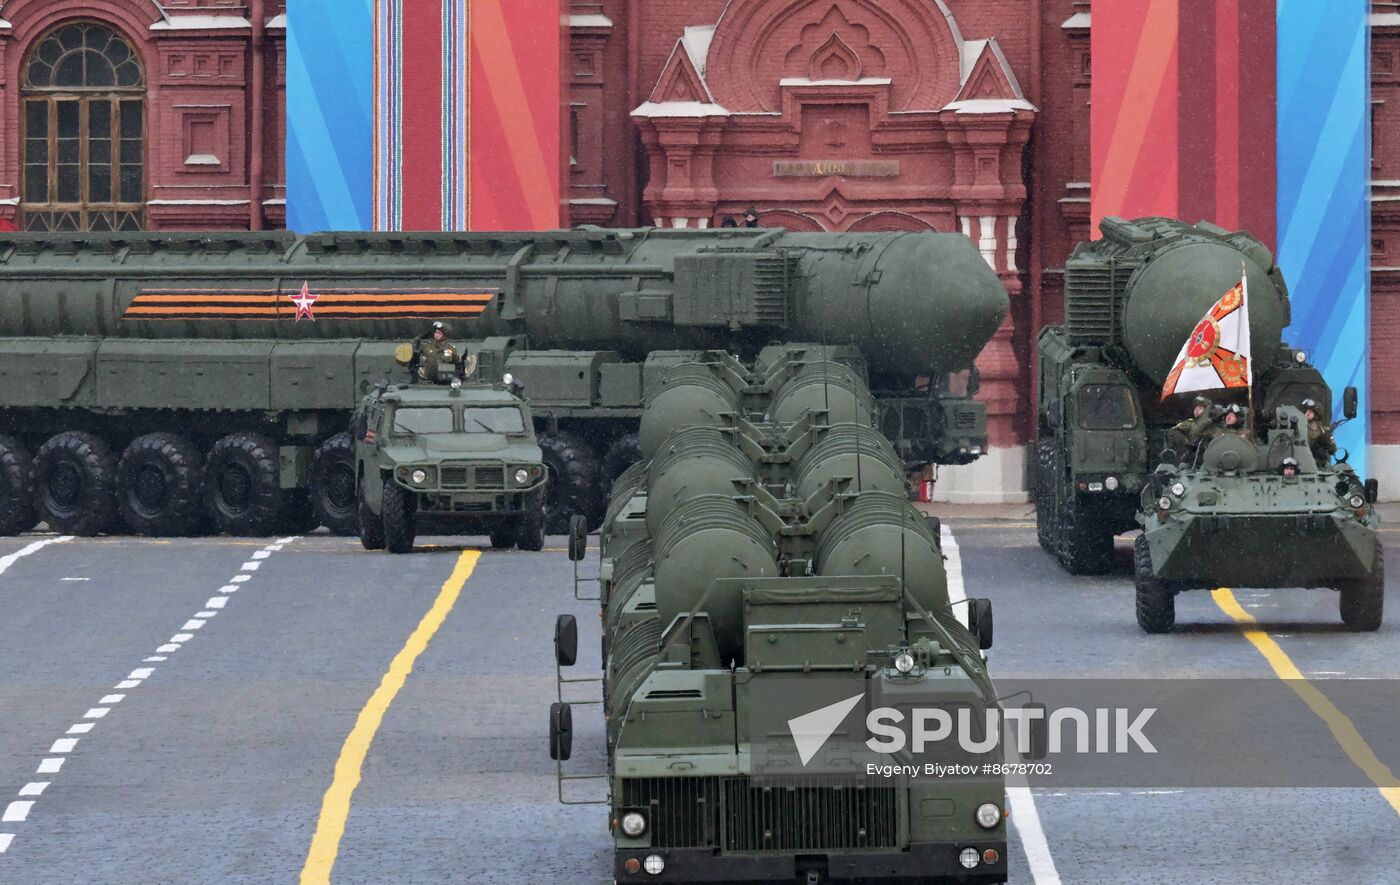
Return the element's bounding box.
[967,598,993,650]
[549,702,573,761]
[358,378,373,395]
[967,366,982,396]
[554,614,578,667]
[1343,386,1359,421]
[568,514,589,562]
[1365,478,1380,504]
[1045,401,1061,430]
[1025,703,1049,761]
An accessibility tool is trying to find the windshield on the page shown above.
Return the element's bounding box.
[392,407,455,434]
[462,407,527,434]
[1077,385,1138,430]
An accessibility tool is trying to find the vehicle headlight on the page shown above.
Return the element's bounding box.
[1158,496,1173,511]
[502,373,515,386]
[1104,476,1120,491]
[1170,482,1186,497]
[1349,494,1366,509]
[515,468,530,485]
[959,847,980,869]
[450,378,462,390]
[976,803,1001,829]
[894,651,916,674]
[620,811,647,837]
[643,854,665,876]
[411,469,428,485]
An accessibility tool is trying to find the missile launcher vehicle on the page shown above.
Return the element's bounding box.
[550,350,1034,884]
[0,227,1007,538]
[1134,403,1382,632]
[1034,217,1366,574]
[351,346,546,554]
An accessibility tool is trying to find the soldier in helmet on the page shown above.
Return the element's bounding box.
[1301,398,1337,465]
[1168,395,1216,456]
[1216,403,1250,438]
[412,321,462,383]
[1280,456,1300,479]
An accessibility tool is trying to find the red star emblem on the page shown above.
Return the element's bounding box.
[291,281,318,321]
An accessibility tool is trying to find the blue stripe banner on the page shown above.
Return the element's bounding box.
[287,0,374,232]
[1276,0,1371,475]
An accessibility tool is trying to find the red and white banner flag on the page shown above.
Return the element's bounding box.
[1161,273,1252,400]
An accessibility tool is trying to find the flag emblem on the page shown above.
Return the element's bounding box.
[1161,273,1253,400]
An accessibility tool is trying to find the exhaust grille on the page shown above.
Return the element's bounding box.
[1064,259,1136,346]
[620,776,900,853]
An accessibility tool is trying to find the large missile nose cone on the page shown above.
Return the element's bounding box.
[867,234,1010,377]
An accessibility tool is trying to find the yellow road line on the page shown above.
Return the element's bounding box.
[1211,588,1400,816]
[301,551,481,883]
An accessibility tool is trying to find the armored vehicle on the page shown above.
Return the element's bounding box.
[550,351,1030,884]
[1135,402,1382,632]
[0,227,1007,539]
[1035,217,1337,573]
[353,348,546,554]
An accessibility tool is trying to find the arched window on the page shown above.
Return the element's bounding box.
[21,22,146,231]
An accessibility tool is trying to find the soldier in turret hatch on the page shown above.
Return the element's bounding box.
[412,321,461,383]
[1168,395,1215,455]
[1301,398,1337,465]
[1280,456,1300,479]
[1216,403,1250,438]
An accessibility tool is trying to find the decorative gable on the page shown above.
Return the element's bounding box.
[650,40,714,104]
[954,39,1024,103]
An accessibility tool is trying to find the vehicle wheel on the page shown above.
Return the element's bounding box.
[1135,534,1175,634]
[601,433,643,497]
[33,432,117,536]
[1034,438,1054,552]
[516,511,546,552]
[489,522,516,549]
[1339,543,1384,632]
[357,480,385,551]
[310,433,358,535]
[116,433,204,537]
[1058,495,1115,575]
[0,434,37,536]
[539,431,601,534]
[204,432,282,536]
[382,480,417,554]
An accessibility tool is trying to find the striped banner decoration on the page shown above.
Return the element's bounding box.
[288,0,562,234]
[123,288,500,321]
[1276,0,1371,475]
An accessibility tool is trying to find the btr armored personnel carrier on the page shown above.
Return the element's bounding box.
[550,350,1030,884]
[1035,217,1338,574]
[353,347,546,554]
[1135,402,1382,632]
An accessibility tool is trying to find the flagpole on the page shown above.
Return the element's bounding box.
[1243,261,1255,435]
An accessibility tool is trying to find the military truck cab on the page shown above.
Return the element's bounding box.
[353,370,547,554]
[1133,402,1382,633]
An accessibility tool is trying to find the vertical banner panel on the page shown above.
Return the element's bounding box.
[469,0,563,230]
[287,0,374,232]
[1276,0,1370,474]
[1091,0,1180,234]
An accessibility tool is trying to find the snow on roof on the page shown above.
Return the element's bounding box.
[570,14,613,29]
[150,15,251,31]
[779,77,893,87]
[1062,12,1091,30]
[942,98,1037,115]
[632,100,730,118]
[682,26,716,78]
[266,13,286,29]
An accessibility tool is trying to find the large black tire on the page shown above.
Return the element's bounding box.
[601,433,643,496]
[204,432,282,536]
[489,522,516,549]
[357,480,385,551]
[516,510,546,552]
[310,433,358,535]
[1058,495,1115,575]
[1135,534,1175,634]
[116,433,204,537]
[1034,438,1054,552]
[0,435,37,536]
[33,432,118,536]
[1339,543,1384,631]
[382,480,417,554]
[539,431,601,534]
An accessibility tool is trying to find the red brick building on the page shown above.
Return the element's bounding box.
[1,0,1397,499]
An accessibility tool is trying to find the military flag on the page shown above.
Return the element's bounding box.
[1160,273,1252,400]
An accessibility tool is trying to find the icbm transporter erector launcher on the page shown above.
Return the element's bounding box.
[551,351,1020,884]
[0,227,1008,537]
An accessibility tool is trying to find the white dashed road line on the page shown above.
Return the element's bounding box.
[0,536,299,857]
[941,525,1062,885]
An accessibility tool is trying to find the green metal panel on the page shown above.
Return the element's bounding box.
[95,340,274,410]
[271,341,358,410]
[353,341,405,390]
[505,350,620,408]
[599,362,643,407]
[0,337,98,407]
